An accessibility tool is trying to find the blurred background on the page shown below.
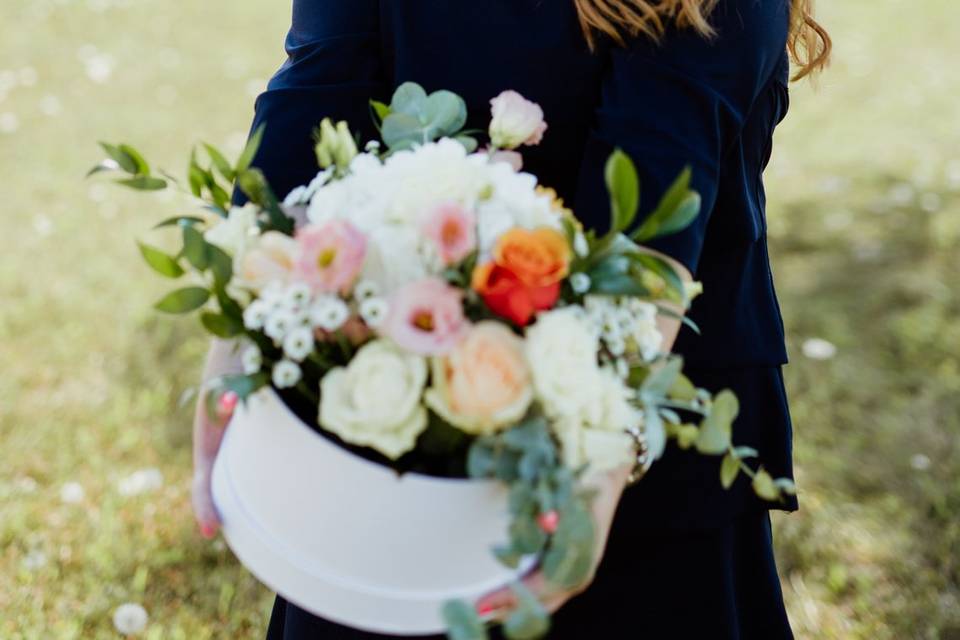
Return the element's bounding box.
[1,0,958,638]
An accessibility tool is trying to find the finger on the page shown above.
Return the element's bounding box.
[475,570,554,618]
[192,472,222,538]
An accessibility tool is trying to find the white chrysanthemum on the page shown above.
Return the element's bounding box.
[272,359,302,389]
[241,344,262,374]
[359,297,389,328]
[203,203,260,258]
[353,279,380,301]
[309,297,350,332]
[242,300,268,330]
[264,309,295,344]
[113,603,148,636]
[283,327,315,362]
[117,469,163,497]
[60,482,85,504]
[284,282,312,308]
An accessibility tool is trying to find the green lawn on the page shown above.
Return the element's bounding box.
[1,1,958,638]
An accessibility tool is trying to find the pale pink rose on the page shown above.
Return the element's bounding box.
[489,90,548,149]
[236,231,298,291]
[294,220,366,295]
[425,321,533,435]
[382,278,468,356]
[421,202,477,266]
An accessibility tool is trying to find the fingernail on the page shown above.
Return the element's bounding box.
[476,602,495,616]
[201,524,216,539]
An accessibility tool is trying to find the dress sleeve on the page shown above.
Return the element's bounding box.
[237,0,387,203]
[573,0,790,273]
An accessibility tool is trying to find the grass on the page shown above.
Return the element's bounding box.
[1,0,958,637]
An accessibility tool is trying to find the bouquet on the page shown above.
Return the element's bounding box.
[92,83,795,639]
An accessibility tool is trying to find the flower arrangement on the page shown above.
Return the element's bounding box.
[92,84,796,639]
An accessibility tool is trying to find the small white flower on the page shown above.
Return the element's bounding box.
[264,310,295,344]
[801,337,837,361]
[354,279,380,301]
[272,360,302,389]
[910,453,931,471]
[22,549,47,571]
[259,281,286,304]
[570,272,591,294]
[605,334,626,357]
[310,297,350,332]
[283,327,315,361]
[242,300,269,330]
[573,232,589,258]
[241,345,262,374]
[112,603,148,636]
[284,282,312,307]
[364,140,381,153]
[60,482,85,504]
[359,297,388,328]
[615,358,630,380]
[117,469,163,497]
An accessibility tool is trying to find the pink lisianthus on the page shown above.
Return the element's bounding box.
[382,278,468,356]
[422,202,477,266]
[294,219,366,295]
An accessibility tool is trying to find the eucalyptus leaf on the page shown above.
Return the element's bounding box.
[542,502,595,589]
[382,112,425,149]
[695,390,739,455]
[389,82,428,116]
[733,446,759,459]
[422,89,468,136]
[642,357,684,398]
[503,583,551,640]
[137,242,184,278]
[442,600,489,640]
[154,287,210,314]
[752,469,779,501]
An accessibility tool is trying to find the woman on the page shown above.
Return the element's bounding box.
[192,1,830,637]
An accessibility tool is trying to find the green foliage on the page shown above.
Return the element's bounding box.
[379,82,471,151]
[442,601,488,640]
[137,242,184,278]
[604,149,640,233]
[153,287,210,314]
[631,167,701,243]
[502,582,551,640]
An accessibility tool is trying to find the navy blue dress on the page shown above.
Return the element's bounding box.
[248,1,798,637]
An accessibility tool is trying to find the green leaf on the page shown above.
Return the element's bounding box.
[669,373,698,402]
[86,161,119,178]
[220,372,269,403]
[752,469,780,501]
[422,90,468,136]
[208,244,233,286]
[369,99,390,122]
[455,134,479,153]
[235,124,265,174]
[119,144,150,175]
[137,242,184,278]
[503,583,551,640]
[182,225,210,270]
[642,357,684,398]
[625,251,687,303]
[116,176,167,191]
[203,143,235,181]
[200,312,243,338]
[604,149,640,233]
[154,215,205,229]
[382,112,424,149]
[695,390,739,455]
[657,192,702,237]
[774,478,797,496]
[542,502,595,590]
[466,441,496,479]
[720,452,740,489]
[733,446,759,459]
[632,167,698,242]
[154,287,210,314]
[98,142,139,174]
[441,600,488,640]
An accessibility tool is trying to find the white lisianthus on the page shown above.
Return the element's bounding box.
[319,340,428,459]
[241,344,262,374]
[524,307,603,422]
[272,359,302,389]
[203,203,260,257]
[489,90,548,149]
[283,327,315,362]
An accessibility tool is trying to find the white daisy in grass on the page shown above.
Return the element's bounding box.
[112,603,148,636]
[60,482,85,504]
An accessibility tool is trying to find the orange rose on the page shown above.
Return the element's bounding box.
[472,227,571,326]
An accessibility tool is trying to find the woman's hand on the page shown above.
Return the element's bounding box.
[191,339,243,539]
[474,464,632,617]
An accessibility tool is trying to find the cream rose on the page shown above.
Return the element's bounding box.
[524,307,603,422]
[318,340,428,459]
[425,321,533,435]
[203,203,260,257]
[489,90,548,150]
[235,231,298,292]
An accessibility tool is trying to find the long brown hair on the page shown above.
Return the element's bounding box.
[574,0,831,80]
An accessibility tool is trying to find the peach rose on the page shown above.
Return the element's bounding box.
[236,231,298,291]
[425,321,533,435]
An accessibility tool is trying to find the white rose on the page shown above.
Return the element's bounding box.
[524,307,603,422]
[319,340,428,459]
[489,90,548,149]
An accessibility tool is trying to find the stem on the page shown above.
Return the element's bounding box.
[295,380,319,406]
